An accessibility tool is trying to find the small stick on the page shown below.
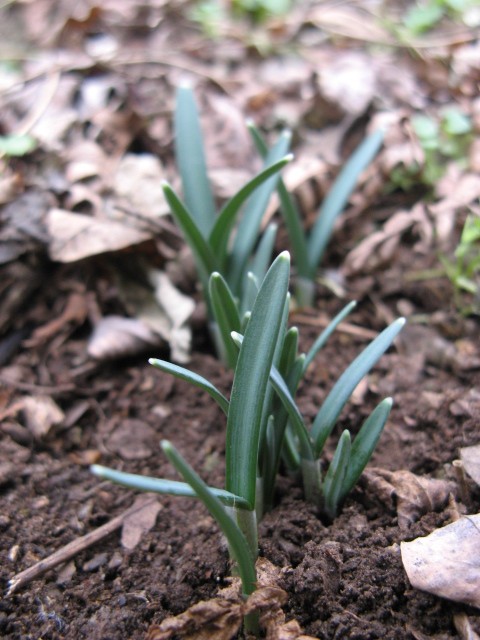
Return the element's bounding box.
[291,313,378,341]
[7,496,157,595]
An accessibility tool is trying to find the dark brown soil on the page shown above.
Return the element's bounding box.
[1,250,479,639]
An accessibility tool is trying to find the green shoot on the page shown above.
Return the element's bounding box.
[91,252,404,633]
[165,86,292,364]
[249,122,384,306]
[442,214,480,315]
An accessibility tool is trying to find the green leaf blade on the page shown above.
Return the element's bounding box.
[322,430,351,520]
[175,85,216,236]
[339,397,392,503]
[225,252,290,509]
[307,130,384,272]
[149,357,229,415]
[311,317,405,455]
[209,155,292,265]
[90,464,248,508]
[161,441,257,596]
[162,182,217,287]
[208,272,242,369]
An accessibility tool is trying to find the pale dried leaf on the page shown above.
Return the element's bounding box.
[453,612,480,640]
[87,315,164,360]
[401,514,480,608]
[362,468,456,529]
[47,209,152,262]
[113,154,169,219]
[118,269,195,364]
[316,51,377,117]
[430,171,480,243]
[26,292,88,346]
[460,445,480,486]
[21,395,65,439]
[344,206,429,276]
[65,141,111,183]
[106,419,156,461]
[121,495,162,550]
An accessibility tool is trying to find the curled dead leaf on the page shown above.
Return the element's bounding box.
[146,558,316,640]
[87,315,164,360]
[401,514,480,609]
[362,468,456,528]
[343,205,431,276]
[121,495,162,551]
[47,209,152,262]
[21,395,65,439]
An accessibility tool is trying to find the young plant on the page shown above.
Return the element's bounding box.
[92,255,405,594]
[248,122,384,307]
[92,252,291,634]
[164,85,292,366]
[442,213,480,315]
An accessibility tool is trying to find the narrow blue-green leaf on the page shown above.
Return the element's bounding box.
[303,301,357,372]
[174,85,216,236]
[231,331,313,462]
[229,132,292,293]
[339,398,393,503]
[249,223,278,286]
[322,430,351,520]
[209,156,292,266]
[307,130,384,273]
[209,272,242,369]
[162,182,217,287]
[149,357,229,415]
[278,327,299,378]
[161,441,257,596]
[90,464,248,508]
[311,317,405,455]
[269,366,315,460]
[248,121,310,277]
[240,273,259,317]
[225,252,290,509]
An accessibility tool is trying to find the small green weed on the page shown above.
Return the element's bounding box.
[390,107,473,191]
[442,214,480,315]
[401,0,477,35]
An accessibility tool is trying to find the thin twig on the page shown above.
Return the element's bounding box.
[291,313,378,340]
[7,496,158,595]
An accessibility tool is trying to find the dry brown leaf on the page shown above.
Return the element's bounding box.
[146,595,243,640]
[113,154,169,219]
[147,558,316,640]
[106,419,157,461]
[21,395,65,439]
[362,468,456,528]
[343,205,429,276]
[47,208,152,262]
[121,495,162,551]
[315,51,377,118]
[460,445,480,486]
[401,514,480,608]
[26,292,88,346]
[87,315,164,360]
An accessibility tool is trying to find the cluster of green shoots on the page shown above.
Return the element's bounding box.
[92,252,404,633]
[391,107,473,192]
[166,85,383,366]
[400,0,477,35]
[91,87,401,634]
